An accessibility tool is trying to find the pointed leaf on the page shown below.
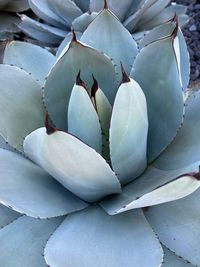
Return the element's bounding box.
[0,149,87,218]
[24,128,121,202]
[0,65,45,151]
[44,39,117,130]
[72,12,97,32]
[80,9,138,76]
[0,204,20,229]
[101,162,200,215]
[110,78,148,185]
[154,90,200,170]
[68,83,102,153]
[0,216,63,267]
[45,206,163,267]
[131,33,184,161]
[146,187,200,266]
[3,41,56,86]
[74,0,90,12]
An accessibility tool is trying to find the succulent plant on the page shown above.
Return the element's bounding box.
[0,0,29,40]
[18,0,188,46]
[0,6,199,267]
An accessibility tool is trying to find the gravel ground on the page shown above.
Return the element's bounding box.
[175,0,200,86]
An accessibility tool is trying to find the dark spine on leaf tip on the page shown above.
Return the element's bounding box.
[45,113,57,135]
[104,0,108,9]
[76,71,87,88]
[91,75,99,97]
[120,63,130,84]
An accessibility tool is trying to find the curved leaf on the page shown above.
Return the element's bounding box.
[0,65,45,151]
[0,149,87,218]
[81,9,138,76]
[131,33,184,161]
[74,0,90,12]
[0,216,63,267]
[110,78,148,185]
[24,128,121,202]
[3,41,56,85]
[2,0,29,12]
[44,39,117,130]
[45,206,163,267]
[0,204,20,229]
[72,12,97,32]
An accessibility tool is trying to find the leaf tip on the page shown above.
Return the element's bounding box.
[91,75,99,97]
[45,113,57,135]
[120,62,130,84]
[76,71,87,88]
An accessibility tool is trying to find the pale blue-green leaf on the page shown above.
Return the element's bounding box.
[89,0,104,12]
[146,187,200,266]
[131,35,184,162]
[125,0,145,18]
[162,246,195,267]
[110,78,148,185]
[0,65,44,151]
[24,128,121,202]
[3,41,56,86]
[101,162,200,215]
[0,215,63,267]
[74,0,90,12]
[0,149,87,218]
[28,0,67,28]
[2,0,29,12]
[93,87,112,161]
[0,12,20,37]
[108,0,135,21]
[47,0,82,25]
[135,0,170,30]
[132,31,147,43]
[18,15,67,46]
[0,135,15,152]
[45,206,163,267]
[68,83,102,153]
[0,204,20,229]
[56,31,82,57]
[81,9,138,76]
[154,90,200,170]
[72,12,97,32]
[44,40,117,130]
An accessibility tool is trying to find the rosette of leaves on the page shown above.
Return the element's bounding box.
[0,6,199,267]
[0,0,29,40]
[18,0,188,46]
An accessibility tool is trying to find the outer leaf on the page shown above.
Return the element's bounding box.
[101,162,200,215]
[81,9,138,76]
[28,0,67,28]
[3,41,56,85]
[72,12,97,32]
[18,15,67,46]
[110,78,148,184]
[0,149,87,218]
[45,206,163,267]
[24,128,121,202]
[68,83,102,153]
[44,39,117,130]
[0,65,45,151]
[146,187,200,266]
[0,12,20,39]
[162,246,194,267]
[131,33,184,162]
[0,204,20,229]
[0,215,63,267]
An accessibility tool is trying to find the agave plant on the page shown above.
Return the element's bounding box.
[0,0,29,40]
[18,0,188,47]
[0,5,200,267]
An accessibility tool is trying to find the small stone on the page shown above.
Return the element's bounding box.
[189,25,197,31]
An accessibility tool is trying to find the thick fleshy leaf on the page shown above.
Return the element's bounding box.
[162,246,194,267]
[154,90,200,170]
[44,39,117,130]
[72,12,97,32]
[28,0,67,28]
[0,135,15,152]
[0,149,87,218]
[47,0,82,24]
[109,0,135,21]
[18,15,67,46]
[2,0,29,12]
[24,128,121,202]
[131,32,184,162]
[101,162,200,215]
[0,65,45,151]
[146,187,200,266]
[81,9,138,76]
[74,0,90,12]
[45,206,163,267]
[110,78,148,185]
[68,82,102,153]
[3,41,56,85]
[0,204,20,229]
[0,216,63,267]
[0,12,20,39]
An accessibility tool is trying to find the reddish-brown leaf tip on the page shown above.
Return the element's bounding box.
[121,62,130,84]
[45,113,57,135]
[91,74,99,98]
[104,0,108,9]
[76,71,87,88]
